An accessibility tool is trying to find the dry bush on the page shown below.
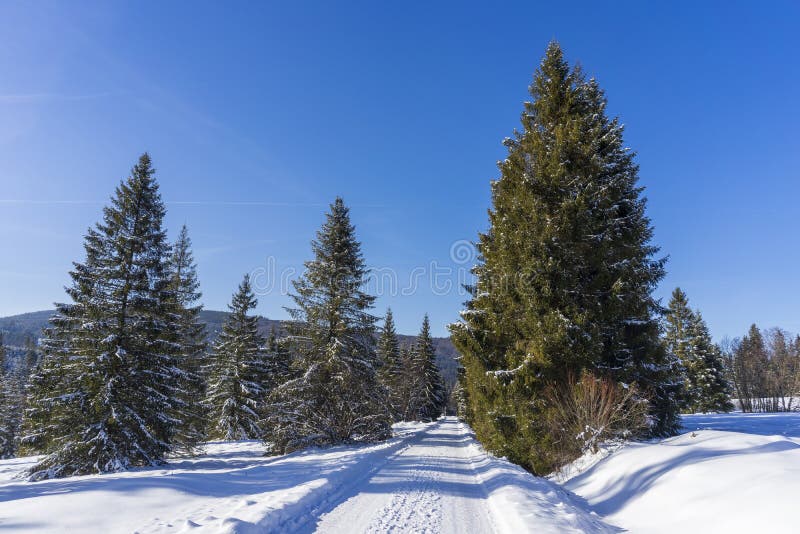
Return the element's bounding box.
[545,371,649,469]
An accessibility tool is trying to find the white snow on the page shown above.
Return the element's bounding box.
[560,412,800,533]
[2,413,798,532]
[0,418,610,533]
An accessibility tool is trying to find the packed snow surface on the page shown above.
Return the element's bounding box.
[0,418,611,533]
[561,411,800,533]
[2,413,797,533]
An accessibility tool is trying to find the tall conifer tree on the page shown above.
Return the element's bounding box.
[412,315,445,421]
[264,198,391,453]
[665,288,732,413]
[687,312,733,413]
[167,225,208,454]
[450,42,678,473]
[377,309,402,419]
[394,345,418,422]
[205,275,268,440]
[0,339,22,458]
[22,154,186,479]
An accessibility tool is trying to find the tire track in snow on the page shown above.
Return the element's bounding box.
[312,419,495,534]
[150,423,434,533]
[366,459,444,533]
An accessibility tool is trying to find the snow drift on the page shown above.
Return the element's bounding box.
[561,412,800,533]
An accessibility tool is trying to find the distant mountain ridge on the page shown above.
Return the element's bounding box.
[0,309,461,388]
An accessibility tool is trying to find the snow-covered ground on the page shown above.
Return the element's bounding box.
[1,413,797,533]
[0,418,610,533]
[561,411,800,533]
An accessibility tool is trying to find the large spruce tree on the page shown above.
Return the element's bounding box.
[449,42,679,473]
[205,275,269,440]
[263,198,391,453]
[22,154,187,479]
[167,225,208,454]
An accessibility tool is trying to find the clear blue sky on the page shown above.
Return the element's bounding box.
[1,1,798,338]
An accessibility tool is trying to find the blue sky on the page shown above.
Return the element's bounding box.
[1,1,798,338]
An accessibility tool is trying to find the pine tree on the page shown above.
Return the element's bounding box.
[449,42,678,473]
[393,344,418,421]
[377,309,402,420]
[664,288,732,413]
[264,198,391,453]
[412,315,445,421]
[664,288,694,408]
[205,275,268,440]
[0,338,23,458]
[687,312,733,413]
[22,154,187,479]
[0,376,23,459]
[167,225,208,454]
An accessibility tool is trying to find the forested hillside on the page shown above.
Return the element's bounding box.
[0,309,461,387]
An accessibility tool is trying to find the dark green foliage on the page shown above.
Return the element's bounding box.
[205,275,268,440]
[266,326,292,389]
[371,312,445,423]
[167,225,208,454]
[392,345,418,421]
[412,315,445,421]
[686,313,734,413]
[377,309,403,420]
[0,339,24,458]
[21,154,188,479]
[449,42,678,474]
[264,198,391,453]
[664,288,732,413]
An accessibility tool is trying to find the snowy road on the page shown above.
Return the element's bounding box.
[0,417,612,533]
[307,418,496,533]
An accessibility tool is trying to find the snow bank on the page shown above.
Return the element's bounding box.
[561,412,800,533]
[455,422,617,534]
[0,425,431,533]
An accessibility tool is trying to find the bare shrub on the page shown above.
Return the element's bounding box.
[545,371,649,469]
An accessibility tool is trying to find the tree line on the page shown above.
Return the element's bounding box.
[0,156,444,478]
[723,325,800,412]
[665,287,800,414]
